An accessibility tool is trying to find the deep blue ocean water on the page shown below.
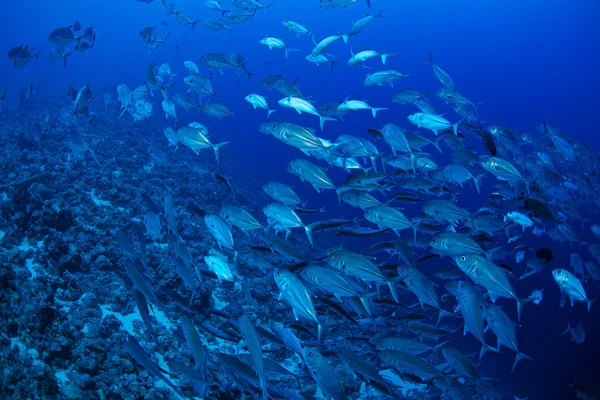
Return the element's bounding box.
[1,1,600,399]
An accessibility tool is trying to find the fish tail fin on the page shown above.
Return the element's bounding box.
[358,292,378,317]
[284,48,299,59]
[332,187,342,204]
[511,351,533,373]
[473,173,486,193]
[587,298,597,312]
[410,221,419,244]
[479,341,501,360]
[524,177,535,197]
[371,107,387,118]
[89,147,100,165]
[387,279,399,303]
[433,340,450,352]
[561,322,571,336]
[342,34,349,43]
[159,81,176,101]
[432,135,444,153]
[485,246,501,261]
[436,309,453,327]
[453,117,466,136]
[267,109,276,118]
[381,53,395,65]
[479,343,488,360]
[319,115,335,131]
[221,10,230,18]
[63,51,72,68]
[305,221,321,246]
[212,141,230,163]
[516,297,533,321]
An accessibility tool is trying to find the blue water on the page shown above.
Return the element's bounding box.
[2,0,600,399]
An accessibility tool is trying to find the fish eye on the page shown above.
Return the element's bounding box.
[460,255,466,261]
[308,352,313,357]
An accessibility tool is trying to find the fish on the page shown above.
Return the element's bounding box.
[483,303,532,372]
[391,87,428,104]
[430,232,497,260]
[305,53,338,71]
[263,182,304,206]
[274,269,323,341]
[561,322,585,344]
[239,315,268,400]
[338,98,388,118]
[124,335,184,397]
[221,204,262,232]
[364,69,408,87]
[348,9,383,35]
[259,36,298,58]
[348,49,395,66]
[311,34,349,57]
[263,202,318,245]
[328,248,399,302]
[204,1,230,16]
[455,254,529,320]
[552,269,594,311]
[203,18,231,31]
[176,124,229,162]
[298,266,371,310]
[338,348,388,388]
[204,250,236,284]
[287,158,339,198]
[427,52,456,90]
[365,205,416,240]
[371,333,447,356]
[303,347,348,399]
[282,20,312,36]
[408,112,464,136]
[278,96,335,130]
[441,347,478,379]
[245,94,276,117]
[452,281,498,359]
[204,214,235,254]
[396,265,451,325]
[378,349,442,381]
[320,0,357,9]
[224,10,257,25]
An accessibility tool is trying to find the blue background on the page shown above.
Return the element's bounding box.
[2,0,599,398]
